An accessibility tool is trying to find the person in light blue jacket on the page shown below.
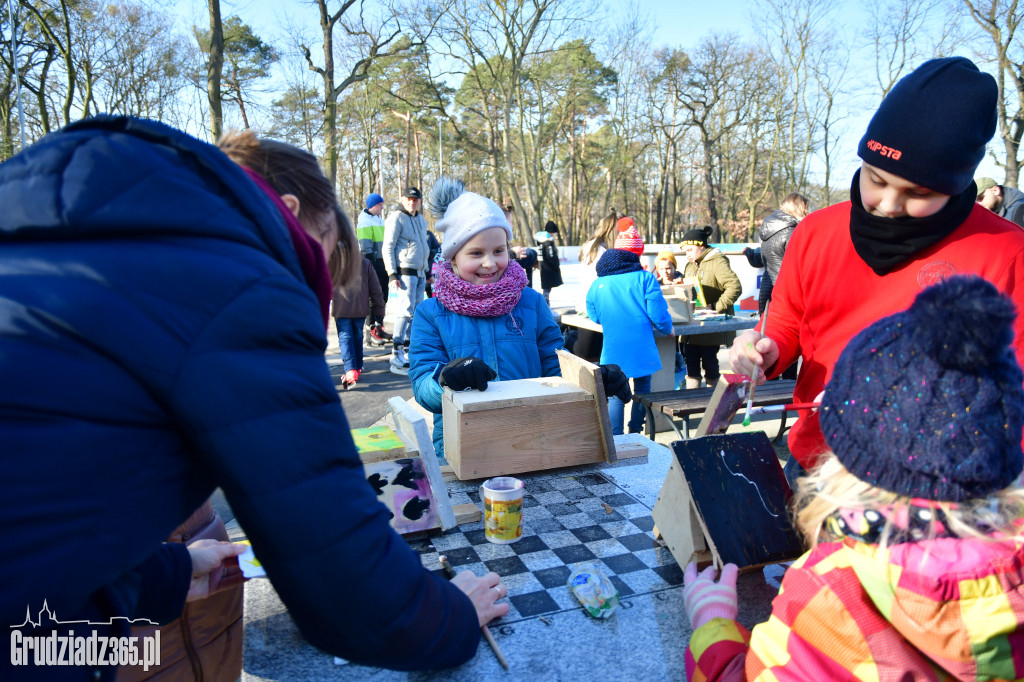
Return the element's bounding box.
[587,226,674,434]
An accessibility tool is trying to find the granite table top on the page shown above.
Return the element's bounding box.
[239,434,780,681]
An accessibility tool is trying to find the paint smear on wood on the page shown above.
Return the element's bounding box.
[362,457,439,533]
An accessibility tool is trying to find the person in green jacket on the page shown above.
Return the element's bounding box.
[679,226,741,389]
[357,192,391,346]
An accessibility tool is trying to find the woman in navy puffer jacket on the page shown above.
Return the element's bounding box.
[0,117,504,680]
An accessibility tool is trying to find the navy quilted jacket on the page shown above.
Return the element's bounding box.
[0,117,477,673]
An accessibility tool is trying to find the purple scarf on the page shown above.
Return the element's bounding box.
[433,260,528,317]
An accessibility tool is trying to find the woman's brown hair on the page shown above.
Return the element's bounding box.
[217,130,358,287]
[580,208,619,265]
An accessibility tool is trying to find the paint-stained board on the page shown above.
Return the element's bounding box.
[352,425,412,463]
[363,457,440,534]
[673,432,802,568]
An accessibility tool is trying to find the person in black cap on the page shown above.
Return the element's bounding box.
[730,56,1024,486]
[678,225,740,389]
[685,275,1024,679]
[382,186,431,374]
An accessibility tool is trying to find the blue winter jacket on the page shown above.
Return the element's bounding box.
[586,269,673,377]
[0,117,478,676]
[409,287,564,454]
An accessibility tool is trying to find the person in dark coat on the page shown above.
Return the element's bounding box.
[333,256,386,388]
[757,193,808,380]
[758,193,809,289]
[425,229,442,297]
[513,244,539,288]
[0,117,507,681]
[536,221,564,303]
[741,246,772,315]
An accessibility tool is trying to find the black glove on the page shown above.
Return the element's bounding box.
[600,364,632,403]
[439,357,497,391]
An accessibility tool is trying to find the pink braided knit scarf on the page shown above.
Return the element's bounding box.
[433,260,528,317]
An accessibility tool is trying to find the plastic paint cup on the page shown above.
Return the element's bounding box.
[480,477,524,544]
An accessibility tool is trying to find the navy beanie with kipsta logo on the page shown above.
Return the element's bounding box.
[857,57,997,196]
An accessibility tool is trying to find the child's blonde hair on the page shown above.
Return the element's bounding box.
[793,454,1024,549]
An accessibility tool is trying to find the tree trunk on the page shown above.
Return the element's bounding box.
[703,137,719,240]
[206,0,224,140]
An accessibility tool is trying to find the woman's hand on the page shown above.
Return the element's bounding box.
[186,540,247,602]
[729,330,778,384]
[451,570,510,627]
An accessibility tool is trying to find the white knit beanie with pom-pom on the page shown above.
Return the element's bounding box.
[428,177,513,260]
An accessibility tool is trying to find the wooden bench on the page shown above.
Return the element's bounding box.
[636,379,797,441]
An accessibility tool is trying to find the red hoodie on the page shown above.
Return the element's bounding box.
[765,201,1024,467]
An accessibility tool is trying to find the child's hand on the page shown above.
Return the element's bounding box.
[599,364,632,403]
[683,562,739,630]
[439,357,497,391]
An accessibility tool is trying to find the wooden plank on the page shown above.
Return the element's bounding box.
[695,374,751,438]
[673,433,802,569]
[651,456,708,567]
[453,503,482,525]
[440,465,457,483]
[557,349,616,464]
[666,297,693,323]
[362,457,442,534]
[449,378,592,413]
[351,425,411,463]
[442,391,463,477]
[614,440,648,459]
[389,397,457,530]
[444,400,607,479]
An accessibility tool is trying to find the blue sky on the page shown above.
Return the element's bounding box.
[171,0,1004,184]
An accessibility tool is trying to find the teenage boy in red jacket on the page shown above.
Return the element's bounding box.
[731,57,1024,481]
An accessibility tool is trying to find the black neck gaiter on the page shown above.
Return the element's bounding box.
[849,170,976,275]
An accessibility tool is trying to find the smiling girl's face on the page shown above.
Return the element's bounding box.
[452,227,510,285]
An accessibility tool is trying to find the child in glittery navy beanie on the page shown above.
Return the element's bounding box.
[683,276,1024,681]
[820,275,1024,501]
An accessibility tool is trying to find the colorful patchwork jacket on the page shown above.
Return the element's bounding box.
[687,535,1024,681]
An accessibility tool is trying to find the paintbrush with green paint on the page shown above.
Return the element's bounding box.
[742,300,769,427]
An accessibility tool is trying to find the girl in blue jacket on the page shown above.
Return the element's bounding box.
[408,179,565,455]
[586,226,674,434]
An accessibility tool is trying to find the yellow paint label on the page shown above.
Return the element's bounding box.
[484,497,523,542]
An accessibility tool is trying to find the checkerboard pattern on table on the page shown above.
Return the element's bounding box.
[407,471,684,621]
